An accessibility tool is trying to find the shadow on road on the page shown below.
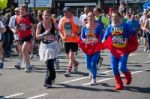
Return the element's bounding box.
[145,69,150,72]
[125,86,150,94]
[57,83,117,93]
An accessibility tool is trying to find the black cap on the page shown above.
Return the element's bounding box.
[63,7,71,12]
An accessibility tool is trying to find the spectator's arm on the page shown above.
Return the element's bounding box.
[0,21,6,33]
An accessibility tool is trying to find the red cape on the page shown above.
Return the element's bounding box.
[104,35,139,58]
[78,39,105,55]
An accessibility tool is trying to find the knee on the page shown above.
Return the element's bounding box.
[67,53,71,59]
[111,66,119,75]
[120,65,128,73]
[86,64,90,69]
[47,59,54,64]
[22,48,29,55]
[86,62,91,69]
[112,66,119,73]
[22,47,30,54]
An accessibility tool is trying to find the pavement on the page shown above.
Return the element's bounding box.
[0,44,150,99]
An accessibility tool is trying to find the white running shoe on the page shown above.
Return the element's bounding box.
[90,79,97,86]
[25,65,32,73]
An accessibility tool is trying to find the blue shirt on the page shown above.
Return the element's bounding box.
[81,24,104,42]
[127,19,140,33]
[103,22,135,41]
[103,22,135,48]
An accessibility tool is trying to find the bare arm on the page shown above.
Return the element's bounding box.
[0,27,6,33]
[31,23,37,41]
[58,19,66,41]
[53,20,59,32]
[36,23,42,40]
[143,20,150,33]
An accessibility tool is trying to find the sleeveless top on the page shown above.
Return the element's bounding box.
[40,21,56,44]
[16,15,32,38]
[60,16,79,43]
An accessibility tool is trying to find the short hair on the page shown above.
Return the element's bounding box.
[43,10,52,15]
[20,4,28,12]
[84,6,90,10]
[144,10,149,15]
[88,12,95,16]
[112,10,123,18]
[63,7,72,12]
[94,7,102,13]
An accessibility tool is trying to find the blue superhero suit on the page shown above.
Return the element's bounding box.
[79,24,104,80]
[103,22,138,90]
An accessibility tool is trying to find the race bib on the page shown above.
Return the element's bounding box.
[18,23,28,32]
[112,31,127,48]
[42,33,55,44]
[64,22,72,36]
[86,30,96,44]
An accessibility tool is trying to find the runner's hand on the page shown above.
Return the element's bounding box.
[62,36,67,41]
[45,29,50,34]
[92,38,98,43]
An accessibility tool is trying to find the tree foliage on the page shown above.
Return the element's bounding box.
[0,0,8,10]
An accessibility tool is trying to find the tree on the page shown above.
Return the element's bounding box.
[0,0,8,10]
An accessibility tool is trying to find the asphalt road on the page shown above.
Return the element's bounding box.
[0,44,150,99]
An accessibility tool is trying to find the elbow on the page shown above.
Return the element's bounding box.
[2,28,6,33]
[36,35,41,40]
[4,29,6,33]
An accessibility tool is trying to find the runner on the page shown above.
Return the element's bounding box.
[142,10,150,56]
[102,11,138,90]
[80,7,90,25]
[93,7,110,70]
[127,13,140,36]
[58,7,82,77]
[15,4,36,72]
[79,12,104,85]
[93,7,110,31]
[0,20,6,69]
[9,7,22,69]
[36,10,59,88]
[140,10,149,52]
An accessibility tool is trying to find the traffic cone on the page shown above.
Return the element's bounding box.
[114,74,124,90]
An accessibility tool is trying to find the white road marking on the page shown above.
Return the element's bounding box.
[27,93,48,99]
[62,70,112,84]
[4,93,24,98]
[143,61,150,64]
[82,70,143,86]
[62,77,88,84]
[98,70,112,75]
[129,53,137,56]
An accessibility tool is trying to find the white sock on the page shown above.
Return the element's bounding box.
[17,58,22,65]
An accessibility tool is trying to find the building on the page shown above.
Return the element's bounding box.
[7,0,148,15]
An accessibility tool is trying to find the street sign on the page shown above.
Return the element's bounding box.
[18,0,52,7]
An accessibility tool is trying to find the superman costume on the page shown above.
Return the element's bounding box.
[103,22,138,90]
[78,24,104,80]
